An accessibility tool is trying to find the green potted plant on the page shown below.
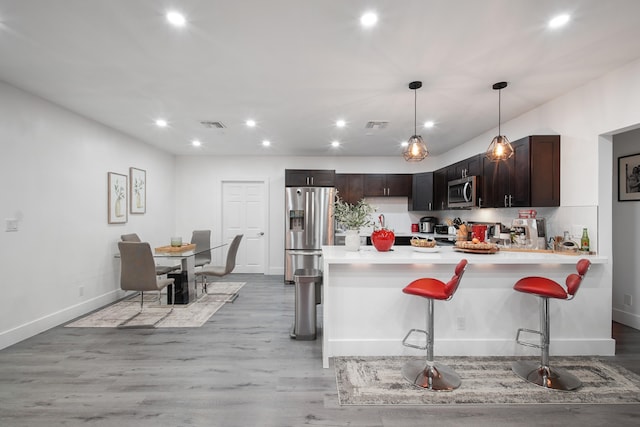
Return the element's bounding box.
[334,195,376,251]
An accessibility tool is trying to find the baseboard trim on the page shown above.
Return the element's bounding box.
[613,308,640,330]
[327,337,616,360]
[0,291,120,350]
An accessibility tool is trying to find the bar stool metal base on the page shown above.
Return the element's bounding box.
[402,360,461,391]
[512,360,582,391]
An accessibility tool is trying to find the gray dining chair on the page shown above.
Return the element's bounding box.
[191,229,212,299]
[195,234,243,302]
[121,233,180,275]
[117,241,175,327]
[191,230,212,269]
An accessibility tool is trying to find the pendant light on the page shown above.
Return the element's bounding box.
[403,81,429,161]
[485,81,514,162]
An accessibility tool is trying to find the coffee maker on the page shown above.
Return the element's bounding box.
[511,217,547,249]
[419,216,437,233]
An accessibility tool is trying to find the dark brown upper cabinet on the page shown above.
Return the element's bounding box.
[410,172,435,211]
[335,174,364,204]
[447,154,482,181]
[285,169,336,187]
[481,135,560,208]
[433,168,449,211]
[363,174,413,197]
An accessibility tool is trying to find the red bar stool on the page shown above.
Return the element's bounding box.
[512,258,591,391]
[401,259,468,391]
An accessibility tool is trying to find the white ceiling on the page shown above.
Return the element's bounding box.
[2,0,640,157]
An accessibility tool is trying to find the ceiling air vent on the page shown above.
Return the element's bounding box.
[200,121,226,129]
[365,121,389,129]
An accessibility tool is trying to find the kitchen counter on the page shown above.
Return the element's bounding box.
[320,245,611,368]
[322,245,607,264]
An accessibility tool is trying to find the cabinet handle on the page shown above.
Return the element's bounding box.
[504,195,508,207]
[509,194,513,207]
[428,202,432,210]
[478,197,482,207]
[311,176,314,186]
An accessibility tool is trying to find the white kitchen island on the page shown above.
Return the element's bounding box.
[321,245,611,368]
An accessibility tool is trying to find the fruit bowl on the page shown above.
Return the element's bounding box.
[371,228,395,252]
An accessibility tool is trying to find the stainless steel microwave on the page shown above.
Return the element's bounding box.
[448,176,477,208]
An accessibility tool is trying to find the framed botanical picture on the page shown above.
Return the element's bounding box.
[129,167,146,214]
[618,153,640,201]
[108,172,128,224]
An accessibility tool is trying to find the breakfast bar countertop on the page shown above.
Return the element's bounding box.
[321,245,608,265]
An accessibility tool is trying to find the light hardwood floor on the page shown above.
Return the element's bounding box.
[1,273,639,427]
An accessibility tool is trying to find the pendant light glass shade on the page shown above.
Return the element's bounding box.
[404,135,428,161]
[486,82,514,162]
[403,81,428,161]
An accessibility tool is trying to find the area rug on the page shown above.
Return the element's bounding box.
[66,282,245,328]
[334,356,640,405]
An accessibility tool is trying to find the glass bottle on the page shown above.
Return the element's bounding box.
[580,228,590,252]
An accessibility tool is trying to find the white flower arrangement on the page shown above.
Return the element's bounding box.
[334,195,376,230]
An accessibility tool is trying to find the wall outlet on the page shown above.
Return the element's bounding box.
[624,294,632,307]
[5,218,18,232]
[456,316,466,331]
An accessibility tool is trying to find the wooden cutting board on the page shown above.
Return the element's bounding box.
[500,248,595,256]
[500,248,555,254]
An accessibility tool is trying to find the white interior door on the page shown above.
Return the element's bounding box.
[221,181,266,273]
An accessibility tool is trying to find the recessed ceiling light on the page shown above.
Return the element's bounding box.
[360,12,378,28]
[166,11,186,27]
[423,121,435,128]
[548,14,570,29]
[191,139,201,147]
[336,119,346,128]
[246,119,256,127]
[155,119,168,127]
[331,140,340,148]
[262,140,271,147]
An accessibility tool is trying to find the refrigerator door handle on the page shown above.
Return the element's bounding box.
[305,191,311,246]
[310,190,315,248]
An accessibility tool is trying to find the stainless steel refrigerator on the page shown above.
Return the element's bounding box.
[284,186,335,283]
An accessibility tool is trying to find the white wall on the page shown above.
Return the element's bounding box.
[612,128,640,328]
[0,81,176,349]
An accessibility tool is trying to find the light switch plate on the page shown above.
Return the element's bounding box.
[5,218,18,232]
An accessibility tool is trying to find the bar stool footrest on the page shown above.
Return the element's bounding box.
[402,328,429,350]
[402,359,461,391]
[515,327,544,350]
[511,360,582,391]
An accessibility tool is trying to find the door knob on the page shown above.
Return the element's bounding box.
[258,232,265,236]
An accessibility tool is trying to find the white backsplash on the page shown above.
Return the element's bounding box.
[362,197,423,234]
[361,197,599,250]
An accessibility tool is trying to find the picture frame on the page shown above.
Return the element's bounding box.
[618,153,640,201]
[129,167,146,214]
[108,172,128,224]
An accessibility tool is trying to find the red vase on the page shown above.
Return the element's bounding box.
[371,228,395,252]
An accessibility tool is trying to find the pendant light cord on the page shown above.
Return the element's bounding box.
[498,88,501,136]
[414,88,417,136]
